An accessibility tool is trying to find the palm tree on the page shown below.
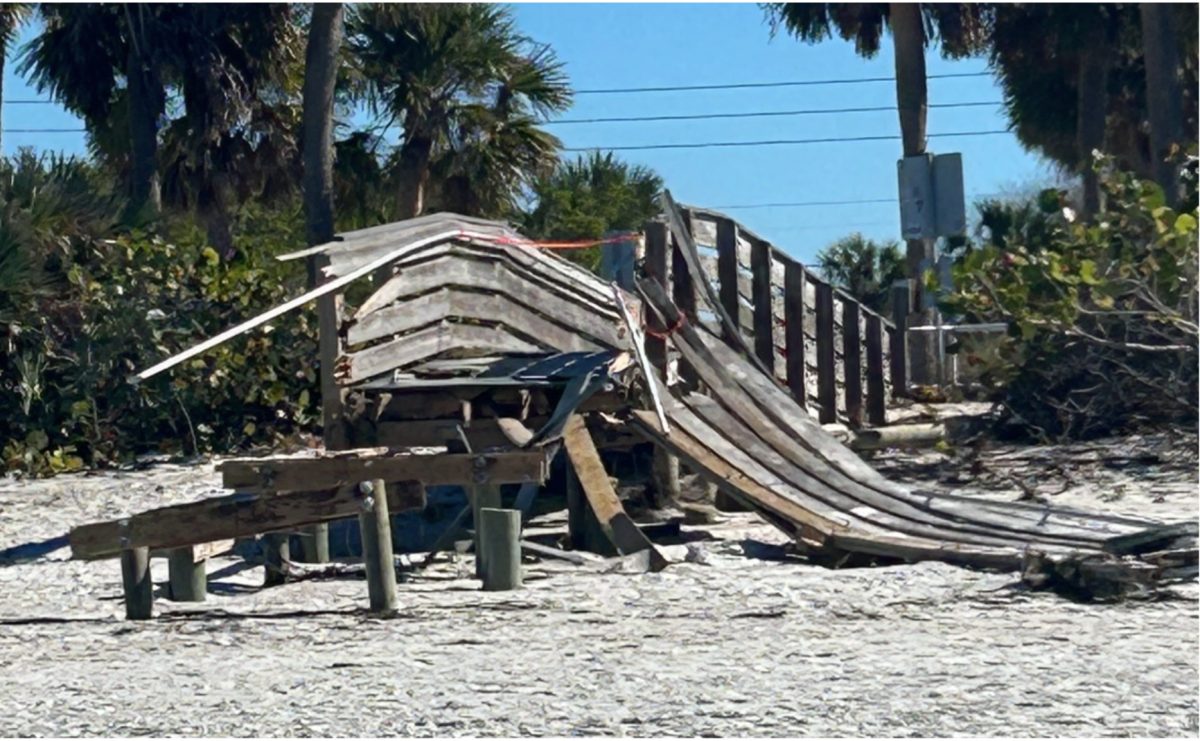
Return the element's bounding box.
[20,4,301,240]
[348,3,571,220]
[0,3,30,155]
[302,3,344,247]
[21,5,166,220]
[816,233,906,315]
[763,3,989,284]
[1140,4,1186,208]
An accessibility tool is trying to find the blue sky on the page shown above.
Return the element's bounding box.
[2,3,1062,264]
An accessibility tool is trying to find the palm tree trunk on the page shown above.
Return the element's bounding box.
[0,49,6,156]
[126,45,162,221]
[890,2,935,386]
[1076,30,1109,218]
[302,3,343,247]
[1140,3,1184,208]
[395,134,434,220]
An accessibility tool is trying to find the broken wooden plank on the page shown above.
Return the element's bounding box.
[70,483,427,561]
[220,450,549,493]
[562,414,668,571]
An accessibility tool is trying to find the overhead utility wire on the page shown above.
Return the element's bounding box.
[564,129,1009,152]
[574,71,991,95]
[546,101,1002,125]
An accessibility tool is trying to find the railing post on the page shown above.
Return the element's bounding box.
[716,217,741,344]
[670,232,698,389]
[842,298,863,427]
[815,281,837,424]
[890,280,911,398]
[642,220,680,508]
[865,313,887,426]
[749,238,775,373]
[783,262,807,406]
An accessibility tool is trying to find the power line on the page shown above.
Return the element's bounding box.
[574,71,991,95]
[563,129,1009,152]
[546,101,1002,126]
[2,99,56,105]
[3,128,85,133]
[712,198,897,210]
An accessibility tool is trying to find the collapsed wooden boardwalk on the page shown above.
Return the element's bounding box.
[68,202,1196,618]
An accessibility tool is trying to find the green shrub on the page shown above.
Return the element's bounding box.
[1,154,322,474]
[942,158,1198,439]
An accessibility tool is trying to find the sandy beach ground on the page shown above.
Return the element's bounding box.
[1,432,1196,737]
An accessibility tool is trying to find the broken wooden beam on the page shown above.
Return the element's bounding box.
[562,414,668,571]
[70,482,426,561]
[219,450,548,493]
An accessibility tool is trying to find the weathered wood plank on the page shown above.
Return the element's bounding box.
[71,483,428,561]
[348,288,602,354]
[842,299,863,427]
[783,260,807,406]
[338,322,547,385]
[220,450,548,493]
[890,280,910,397]
[865,313,887,426]
[750,238,775,372]
[562,415,668,569]
[671,232,698,388]
[815,281,837,424]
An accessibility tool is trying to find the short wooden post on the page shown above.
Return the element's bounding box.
[296,523,330,563]
[815,281,837,424]
[750,238,775,372]
[167,546,206,602]
[263,532,290,587]
[670,233,698,388]
[865,313,887,426]
[842,298,863,427]
[358,479,397,613]
[479,508,522,591]
[120,546,153,620]
[470,484,502,577]
[783,261,807,405]
[890,280,910,398]
[716,217,741,344]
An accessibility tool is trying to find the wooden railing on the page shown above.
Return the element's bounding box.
[645,206,906,428]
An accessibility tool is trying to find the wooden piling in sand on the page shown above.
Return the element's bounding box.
[263,532,290,587]
[479,508,522,591]
[470,484,502,577]
[167,546,206,602]
[120,546,153,620]
[358,479,397,613]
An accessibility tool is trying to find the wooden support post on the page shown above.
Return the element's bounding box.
[478,508,522,591]
[296,522,330,563]
[670,233,698,389]
[842,299,863,427]
[643,220,669,375]
[120,546,153,620]
[815,281,837,424]
[167,546,206,602]
[470,484,502,577]
[890,280,910,398]
[716,217,741,343]
[358,479,397,613]
[750,238,774,372]
[783,261,807,406]
[263,532,290,587]
[307,253,344,564]
[865,313,887,426]
[644,220,681,508]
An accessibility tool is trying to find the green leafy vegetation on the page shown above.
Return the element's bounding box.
[815,233,906,315]
[943,157,1198,439]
